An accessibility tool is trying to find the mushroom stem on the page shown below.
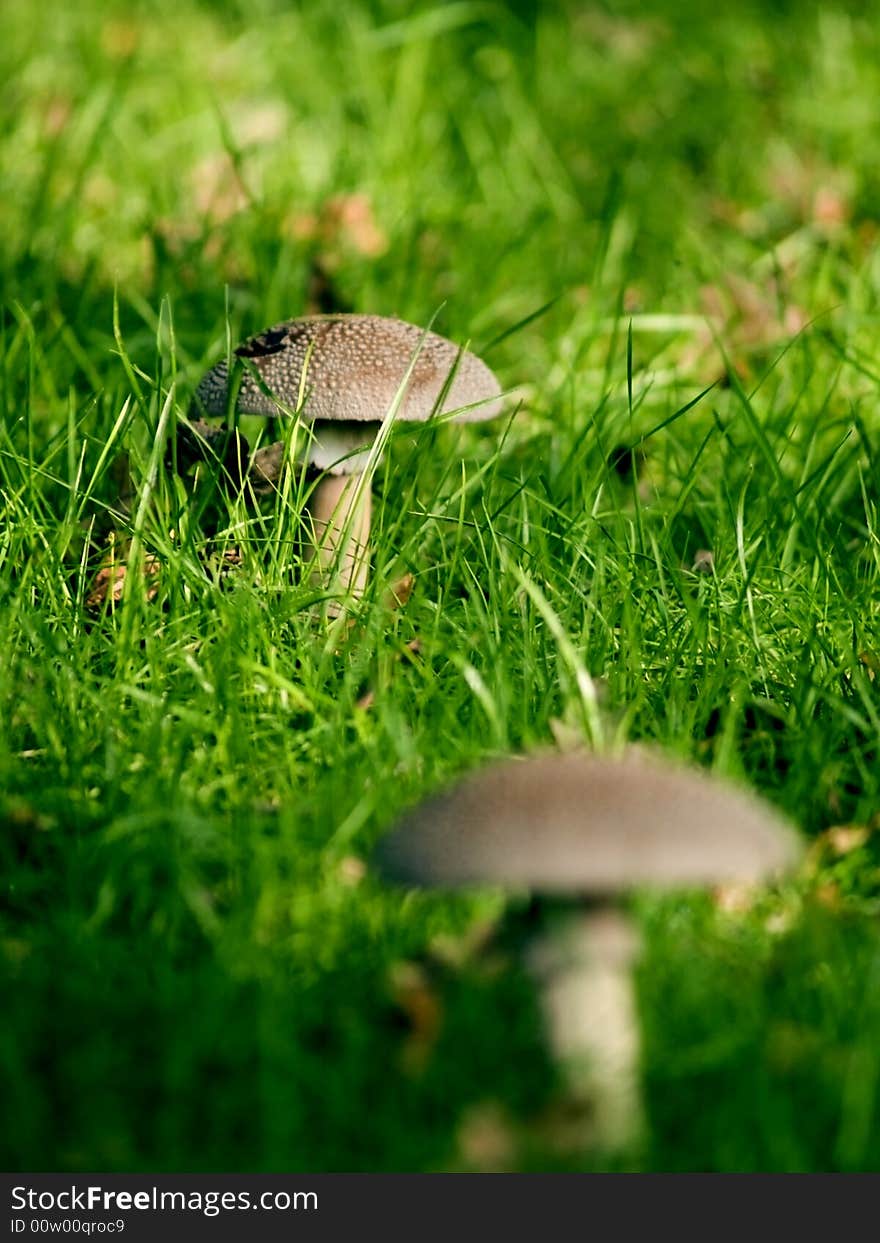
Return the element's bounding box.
[525,905,644,1155]
[304,473,371,602]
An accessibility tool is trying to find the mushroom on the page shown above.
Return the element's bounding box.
[375,748,802,1156]
[193,314,504,600]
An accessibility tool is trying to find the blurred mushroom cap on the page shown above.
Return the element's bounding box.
[376,750,802,894]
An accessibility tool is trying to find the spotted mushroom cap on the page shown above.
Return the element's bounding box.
[195,314,504,426]
[376,750,802,895]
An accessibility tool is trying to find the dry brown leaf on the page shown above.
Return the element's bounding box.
[678,272,810,381]
[812,185,850,232]
[284,192,387,261]
[87,552,159,609]
[766,153,852,233]
[383,572,414,610]
[326,193,387,257]
[190,154,249,224]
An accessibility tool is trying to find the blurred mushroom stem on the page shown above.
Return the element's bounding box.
[525,905,645,1155]
[305,473,371,601]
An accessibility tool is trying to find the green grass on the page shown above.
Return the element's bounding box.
[2,0,880,1172]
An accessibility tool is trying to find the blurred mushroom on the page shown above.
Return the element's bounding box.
[194,314,504,600]
[375,748,802,1155]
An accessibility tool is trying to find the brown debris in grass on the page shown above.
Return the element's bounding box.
[713,881,758,916]
[190,153,250,224]
[455,1102,518,1172]
[285,192,388,263]
[388,961,443,1075]
[86,547,160,609]
[383,573,414,611]
[673,271,810,382]
[858,651,879,680]
[337,855,366,887]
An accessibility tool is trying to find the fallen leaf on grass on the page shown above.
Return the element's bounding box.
[286,192,388,260]
[86,551,159,609]
[678,273,810,382]
[383,573,414,610]
[702,274,808,346]
[190,153,250,225]
[767,154,852,236]
[812,185,850,233]
[714,156,852,241]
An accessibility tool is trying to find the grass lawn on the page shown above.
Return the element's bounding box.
[2,0,880,1172]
